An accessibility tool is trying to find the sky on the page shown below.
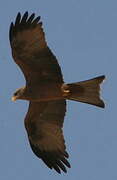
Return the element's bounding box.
[0,0,116,179]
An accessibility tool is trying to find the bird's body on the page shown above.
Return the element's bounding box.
[14,83,64,101]
[10,12,105,174]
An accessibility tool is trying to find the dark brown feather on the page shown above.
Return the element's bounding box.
[9,12,64,86]
[67,75,105,108]
[15,13,21,26]
[10,12,105,174]
[24,100,71,173]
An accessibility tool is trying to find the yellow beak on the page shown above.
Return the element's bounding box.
[11,96,17,101]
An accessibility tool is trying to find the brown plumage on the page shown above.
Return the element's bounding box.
[9,12,105,174]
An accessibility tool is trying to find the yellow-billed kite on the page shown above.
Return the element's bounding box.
[9,12,105,173]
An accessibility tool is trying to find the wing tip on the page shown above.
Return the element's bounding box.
[9,22,14,43]
[17,12,21,18]
[29,141,70,174]
[24,11,28,16]
[9,11,42,42]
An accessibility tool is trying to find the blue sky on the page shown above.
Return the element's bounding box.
[0,0,116,179]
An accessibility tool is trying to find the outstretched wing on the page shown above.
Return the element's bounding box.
[9,12,64,86]
[24,100,71,173]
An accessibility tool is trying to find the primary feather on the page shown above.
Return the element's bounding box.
[10,12,64,86]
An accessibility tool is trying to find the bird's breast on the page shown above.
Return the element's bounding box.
[25,82,65,102]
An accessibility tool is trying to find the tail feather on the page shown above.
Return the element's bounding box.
[66,75,105,108]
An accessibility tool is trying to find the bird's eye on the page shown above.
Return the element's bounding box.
[14,92,18,96]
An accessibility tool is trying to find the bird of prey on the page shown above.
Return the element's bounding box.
[9,12,105,174]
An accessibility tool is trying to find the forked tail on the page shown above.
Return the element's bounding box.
[64,75,105,108]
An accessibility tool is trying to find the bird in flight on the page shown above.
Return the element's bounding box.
[9,12,105,174]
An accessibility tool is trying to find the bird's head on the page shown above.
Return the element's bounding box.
[12,87,25,101]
